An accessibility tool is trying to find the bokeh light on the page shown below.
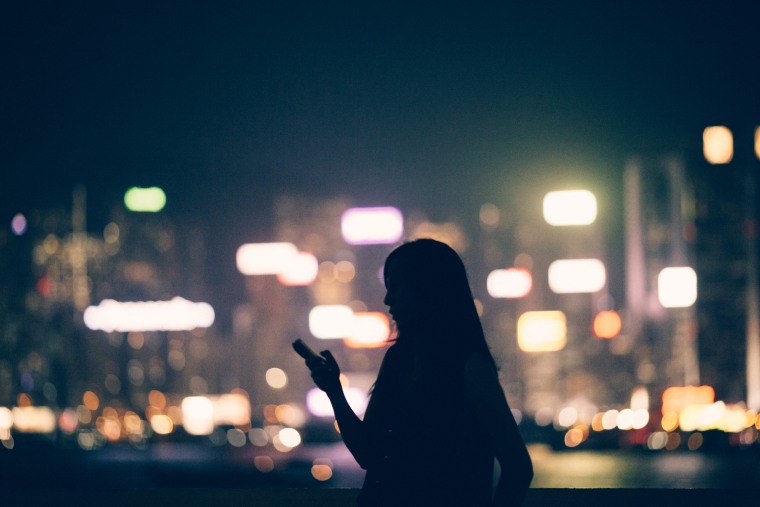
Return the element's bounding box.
[548,259,606,294]
[658,267,697,308]
[308,305,354,339]
[487,268,532,298]
[265,368,288,389]
[341,207,404,245]
[236,242,299,275]
[84,297,215,332]
[593,310,622,339]
[703,126,733,164]
[10,213,27,235]
[124,186,166,212]
[517,311,567,352]
[543,190,597,226]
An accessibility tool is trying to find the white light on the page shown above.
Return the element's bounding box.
[601,410,619,430]
[616,408,635,430]
[548,259,606,294]
[265,368,288,389]
[306,387,368,417]
[0,407,12,431]
[658,267,697,308]
[487,268,532,298]
[309,305,355,339]
[278,427,302,448]
[557,406,578,427]
[181,396,215,435]
[543,190,597,226]
[277,251,319,286]
[83,297,215,332]
[236,242,299,275]
[632,409,650,430]
[341,207,404,245]
[517,311,567,352]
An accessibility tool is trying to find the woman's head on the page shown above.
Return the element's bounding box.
[383,239,488,357]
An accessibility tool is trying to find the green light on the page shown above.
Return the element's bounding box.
[124,187,166,212]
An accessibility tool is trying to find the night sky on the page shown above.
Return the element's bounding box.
[3,2,759,304]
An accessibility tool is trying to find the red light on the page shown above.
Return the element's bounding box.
[36,277,51,297]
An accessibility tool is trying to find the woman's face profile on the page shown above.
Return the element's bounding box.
[383,262,415,330]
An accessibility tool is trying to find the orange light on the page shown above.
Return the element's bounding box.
[343,312,390,348]
[593,310,622,339]
[661,385,715,415]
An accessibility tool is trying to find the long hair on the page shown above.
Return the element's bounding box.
[383,239,494,372]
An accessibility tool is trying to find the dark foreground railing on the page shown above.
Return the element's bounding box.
[4,488,758,507]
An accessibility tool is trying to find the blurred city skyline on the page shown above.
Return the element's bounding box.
[1,2,759,477]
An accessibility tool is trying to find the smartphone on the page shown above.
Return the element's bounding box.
[292,339,324,362]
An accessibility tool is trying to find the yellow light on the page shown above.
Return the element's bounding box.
[592,310,622,339]
[308,305,354,339]
[658,267,697,308]
[344,312,390,348]
[12,406,56,433]
[703,126,734,164]
[660,411,679,432]
[543,190,597,226]
[213,393,251,426]
[487,268,532,298]
[341,207,404,245]
[548,259,606,294]
[150,414,174,435]
[124,187,166,212]
[662,386,715,415]
[517,311,567,352]
[755,126,760,160]
[236,242,299,275]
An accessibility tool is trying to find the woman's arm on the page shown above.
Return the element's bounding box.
[464,354,533,507]
[306,351,373,468]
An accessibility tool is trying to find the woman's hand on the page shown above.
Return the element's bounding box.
[306,350,342,395]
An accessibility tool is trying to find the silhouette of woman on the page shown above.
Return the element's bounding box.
[304,239,533,506]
